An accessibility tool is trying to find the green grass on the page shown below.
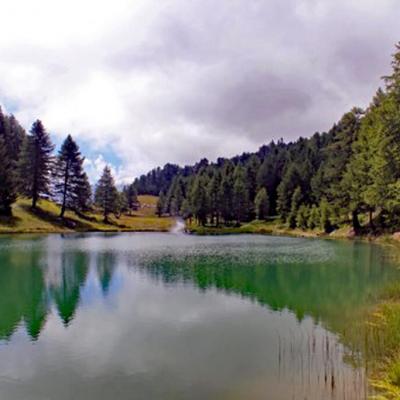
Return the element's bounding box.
[186,219,325,237]
[365,283,400,399]
[0,197,174,234]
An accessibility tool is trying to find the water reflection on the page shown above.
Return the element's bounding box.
[0,234,397,344]
[0,233,398,399]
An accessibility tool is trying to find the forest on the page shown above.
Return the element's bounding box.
[1,43,400,235]
[133,43,400,235]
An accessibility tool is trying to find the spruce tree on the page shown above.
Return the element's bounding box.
[123,184,138,214]
[0,107,26,162]
[75,171,92,213]
[207,170,222,225]
[180,198,193,222]
[53,135,86,218]
[288,186,302,228]
[308,205,320,230]
[254,188,269,220]
[219,161,235,224]
[277,165,302,221]
[233,165,249,224]
[18,120,54,209]
[95,166,118,222]
[0,136,17,216]
[189,174,209,226]
[156,191,166,217]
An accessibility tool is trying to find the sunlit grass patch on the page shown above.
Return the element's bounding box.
[0,198,174,234]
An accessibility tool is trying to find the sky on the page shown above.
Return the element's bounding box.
[0,0,399,184]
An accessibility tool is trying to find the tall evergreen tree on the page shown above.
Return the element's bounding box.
[0,136,17,216]
[75,171,92,213]
[207,169,222,225]
[95,166,118,222]
[123,184,138,214]
[233,164,249,224]
[254,188,270,220]
[156,191,166,217]
[18,120,54,209]
[189,174,209,225]
[219,160,235,223]
[53,135,86,218]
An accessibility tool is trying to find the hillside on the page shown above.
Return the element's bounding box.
[0,196,174,234]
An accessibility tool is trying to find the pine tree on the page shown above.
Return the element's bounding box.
[75,172,92,213]
[245,154,261,219]
[308,205,320,230]
[115,190,128,218]
[18,120,54,209]
[53,135,86,218]
[296,205,309,230]
[277,165,302,221]
[288,186,302,228]
[208,170,222,225]
[123,184,138,214]
[95,166,118,223]
[166,176,184,215]
[156,191,166,217]
[219,161,235,223]
[254,188,270,220]
[0,136,17,216]
[0,107,26,162]
[233,165,249,224]
[180,198,193,222]
[319,198,332,233]
[189,174,209,226]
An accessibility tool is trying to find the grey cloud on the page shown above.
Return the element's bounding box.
[1,0,400,179]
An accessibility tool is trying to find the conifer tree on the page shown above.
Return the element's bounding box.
[95,166,118,223]
[123,184,138,214]
[0,136,17,216]
[277,165,302,221]
[75,172,92,213]
[319,198,332,233]
[254,188,269,220]
[233,165,249,224]
[156,191,166,217]
[288,186,302,228]
[296,205,309,230]
[53,135,86,218]
[18,120,54,209]
[189,174,209,226]
[208,170,222,225]
[219,161,235,223]
[308,205,320,230]
[180,198,193,223]
[0,107,26,162]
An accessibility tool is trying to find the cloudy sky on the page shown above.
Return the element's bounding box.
[0,0,399,183]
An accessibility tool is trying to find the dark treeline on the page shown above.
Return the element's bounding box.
[0,113,139,222]
[133,43,400,234]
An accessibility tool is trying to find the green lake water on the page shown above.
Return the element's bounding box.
[0,233,399,399]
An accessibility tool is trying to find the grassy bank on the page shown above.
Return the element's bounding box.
[365,283,400,399]
[0,196,175,234]
[186,219,352,239]
[186,219,400,246]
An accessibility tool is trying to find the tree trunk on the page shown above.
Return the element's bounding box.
[32,194,38,210]
[369,209,374,231]
[352,210,361,232]
[60,162,70,218]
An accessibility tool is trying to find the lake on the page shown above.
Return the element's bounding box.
[0,232,399,399]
